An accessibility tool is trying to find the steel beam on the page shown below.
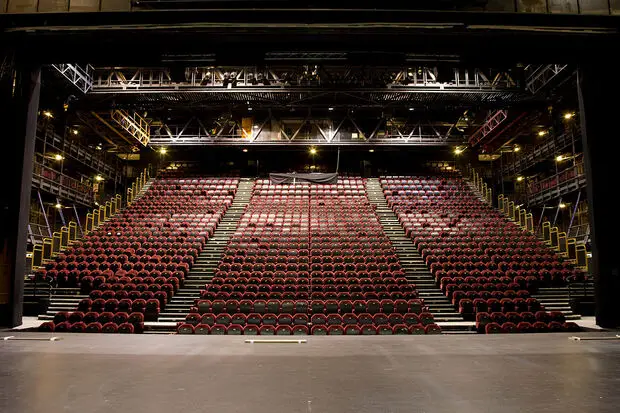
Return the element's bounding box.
[150,115,461,146]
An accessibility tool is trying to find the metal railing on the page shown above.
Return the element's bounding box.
[29,167,151,273]
[32,162,94,206]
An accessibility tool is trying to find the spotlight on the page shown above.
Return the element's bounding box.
[538,130,547,137]
[242,148,248,153]
[248,107,253,111]
[95,175,104,182]
[159,147,167,155]
[514,146,521,152]
[556,155,564,162]
[517,176,524,182]
[55,203,62,209]
[563,112,574,120]
[43,110,53,118]
[72,129,79,135]
[96,144,103,151]
[54,154,64,161]
[409,107,415,111]
[559,203,567,209]
[328,107,334,111]
[454,147,463,155]
[369,149,374,153]
[309,147,317,155]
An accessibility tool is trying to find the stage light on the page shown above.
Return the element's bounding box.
[564,112,574,120]
[556,155,564,162]
[454,147,463,155]
[559,203,567,209]
[242,148,248,153]
[517,176,524,182]
[159,147,167,155]
[514,146,521,152]
[309,147,317,155]
[43,110,53,118]
[368,149,374,153]
[54,154,64,161]
[95,175,104,182]
[538,130,547,137]
[55,203,62,209]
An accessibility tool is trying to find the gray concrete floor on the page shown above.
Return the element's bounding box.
[0,332,619,413]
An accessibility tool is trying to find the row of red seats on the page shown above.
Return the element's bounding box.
[177,323,441,335]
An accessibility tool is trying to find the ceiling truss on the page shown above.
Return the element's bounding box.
[149,113,463,146]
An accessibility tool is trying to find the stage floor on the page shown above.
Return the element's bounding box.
[0,333,619,413]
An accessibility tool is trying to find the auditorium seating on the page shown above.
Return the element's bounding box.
[380,175,583,334]
[179,177,440,335]
[38,177,239,333]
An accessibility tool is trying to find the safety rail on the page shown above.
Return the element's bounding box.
[527,163,586,206]
[32,162,94,206]
[500,130,579,176]
[470,169,588,273]
[30,167,151,272]
[37,126,121,183]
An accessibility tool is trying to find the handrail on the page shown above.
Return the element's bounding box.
[470,168,587,273]
[30,166,151,272]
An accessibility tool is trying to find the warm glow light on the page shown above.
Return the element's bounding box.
[242,148,248,153]
[446,166,453,171]
[309,147,317,155]
[95,175,104,182]
[514,146,521,152]
[54,154,64,161]
[564,112,574,120]
[72,129,79,135]
[96,144,103,151]
[517,176,524,181]
[556,155,564,162]
[159,147,167,154]
[369,149,374,153]
[559,203,567,209]
[55,203,62,209]
[538,130,547,137]
[43,110,53,118]
[454,147,463,155]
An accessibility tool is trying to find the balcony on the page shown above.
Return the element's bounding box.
[527,163,586,206]
[32,162,94,206]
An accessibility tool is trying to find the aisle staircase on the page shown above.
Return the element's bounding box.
[366,178,472,333]
[152,179,254,331]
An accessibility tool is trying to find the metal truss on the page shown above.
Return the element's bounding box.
[51,64,94,94]
[149,114,461,146]
[468,110,508,147]
[91,66,519,92]
[524,64,569,95]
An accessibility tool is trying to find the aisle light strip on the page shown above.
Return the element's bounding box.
[2,336,62,341]
[245,339,307,344]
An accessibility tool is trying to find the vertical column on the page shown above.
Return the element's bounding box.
[0,63,41,327]
[577,65,620,328]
